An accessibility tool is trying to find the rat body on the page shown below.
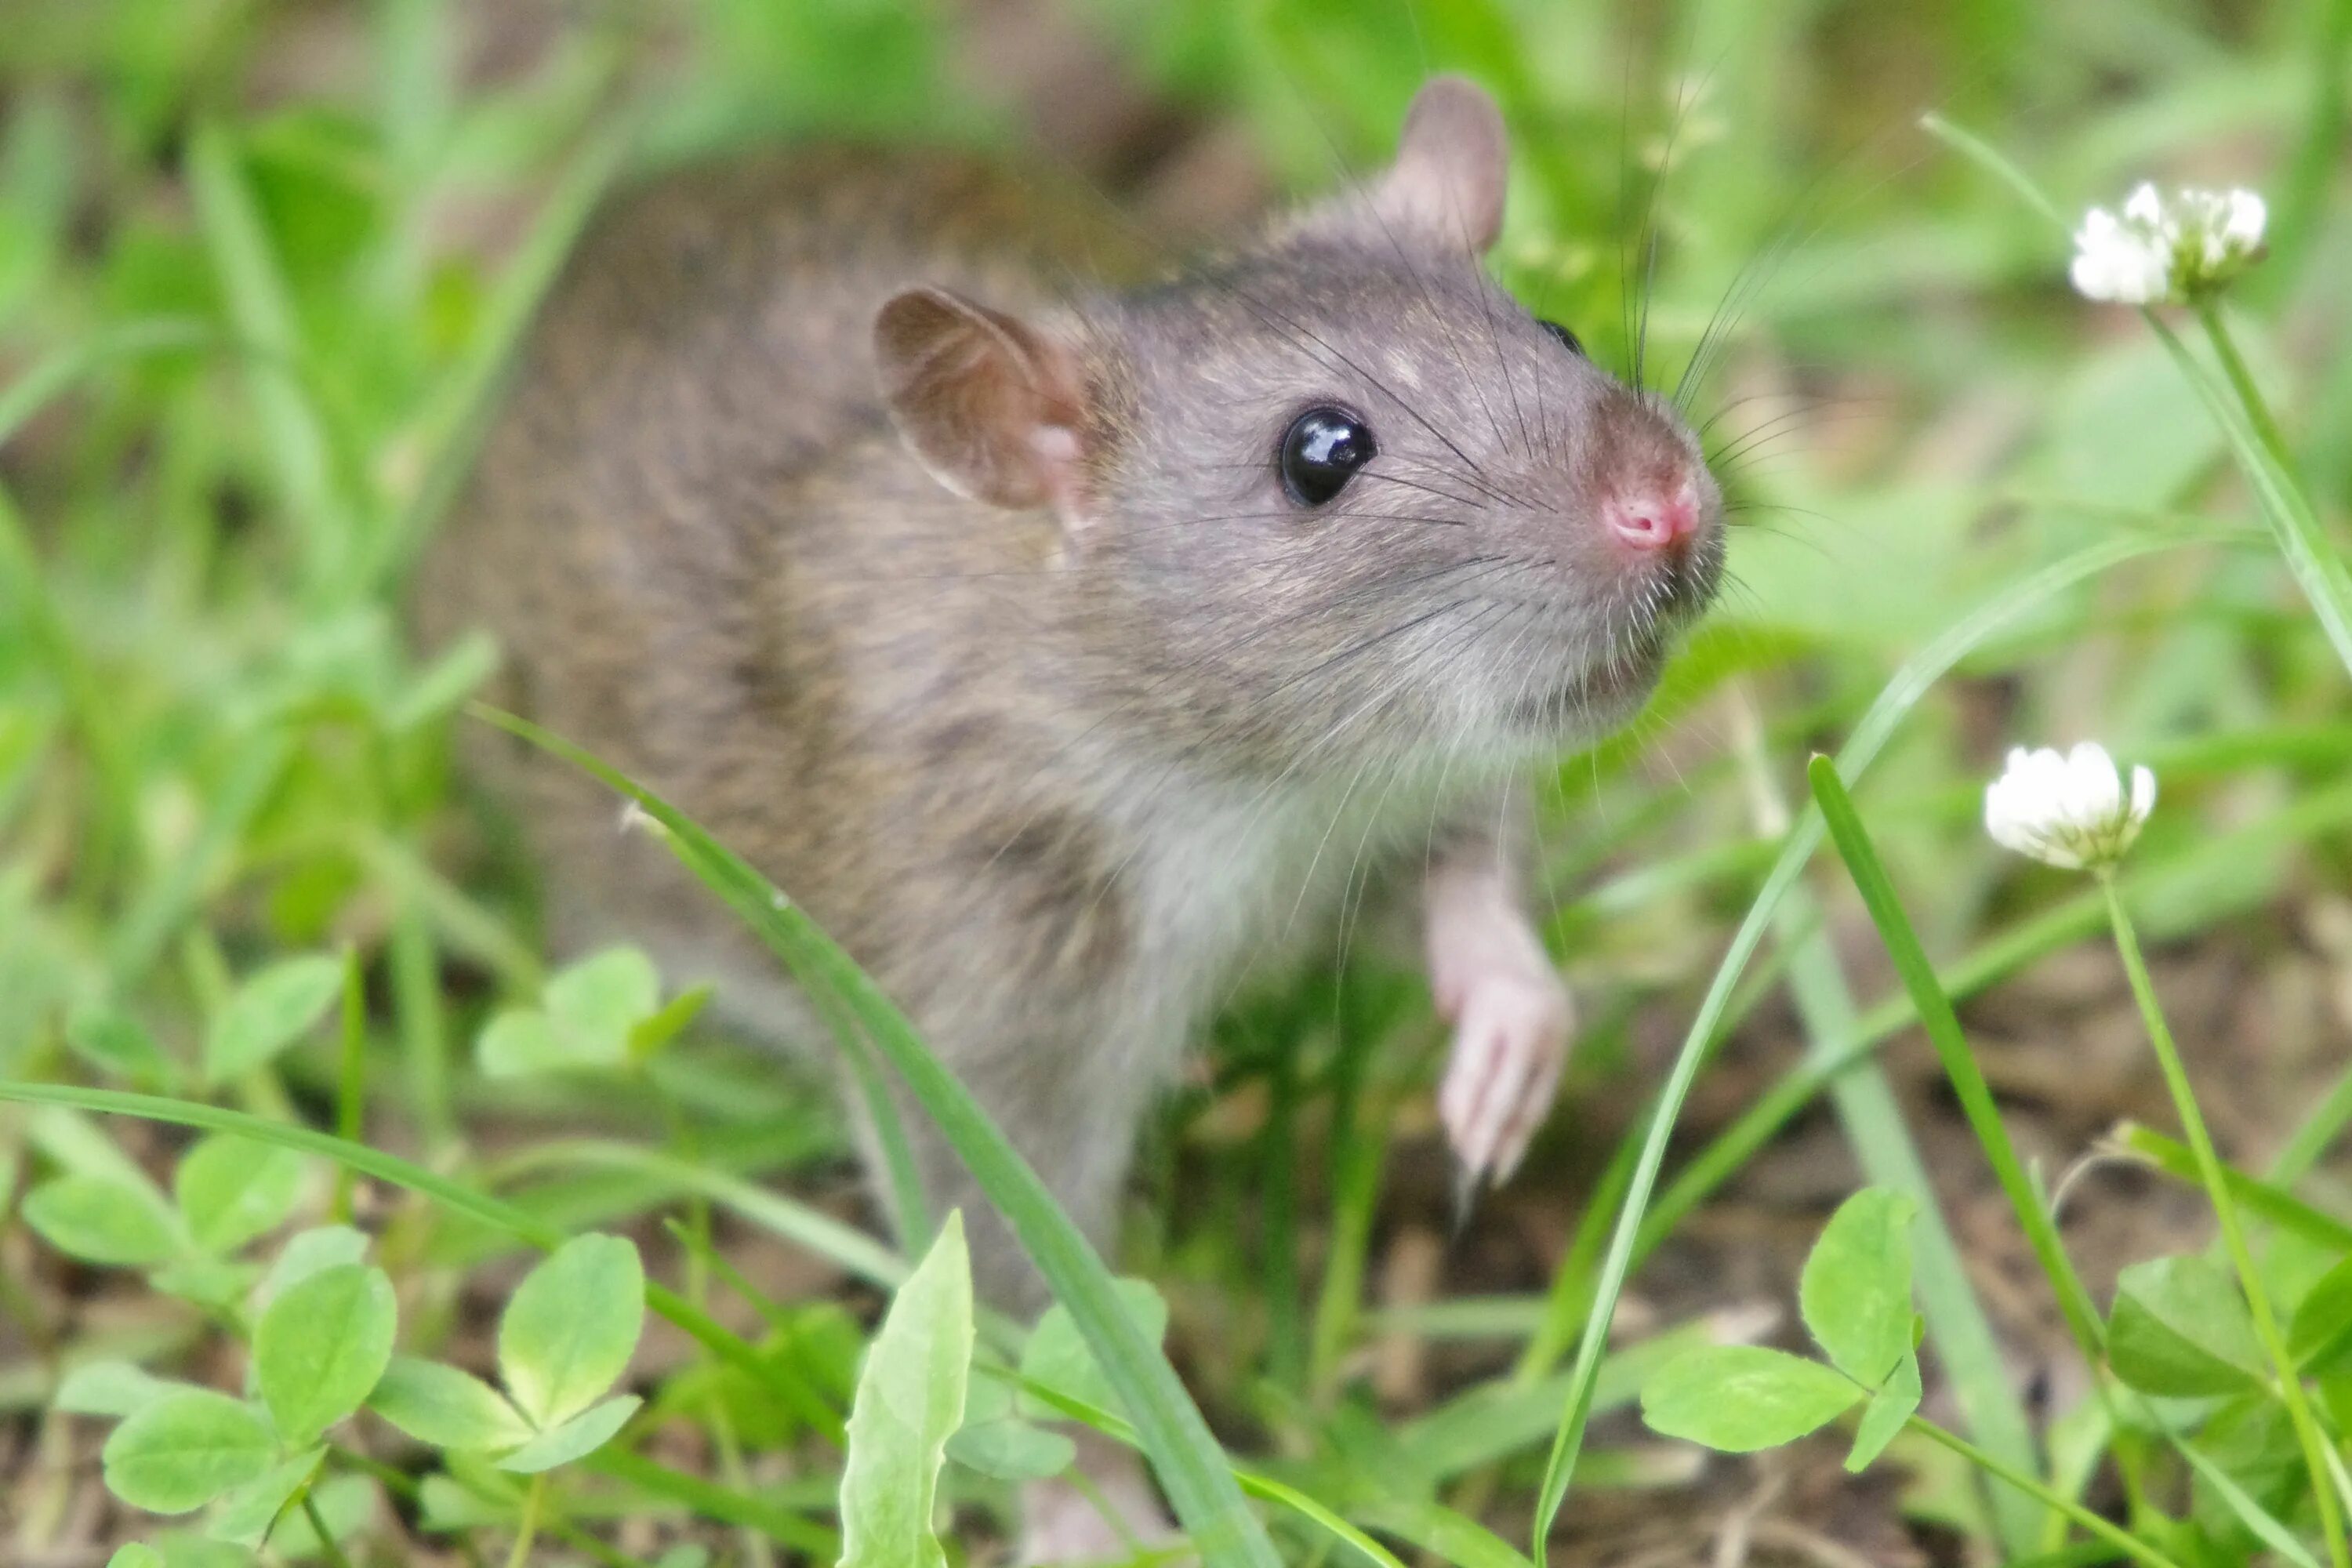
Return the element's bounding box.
[421,78,1721,1555]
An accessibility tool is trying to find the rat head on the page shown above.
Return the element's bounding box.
[873,77,1722,776]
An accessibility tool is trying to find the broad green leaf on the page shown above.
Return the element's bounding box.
[102,1389,276,1513]
[67,1007,175,1087]
[108,1548,163,1568]
[151,1257,261,1310]
[1799,1189,1917,1385]
[156,1541,249,1568]
[205,1447,322,1548]
[475,1009,603,1078]
[2288,1252,2352,1377]
[1844,1349,1920,1472]
[1018,1278,1168,1420]
[174,1136,304,1254]
[205,955,342,1084]
[946,1419,1076,1480]
[2109,1255,2266,1397]
[497,1233,644,1427]
[495,1393,642,1473]
[1639,1346,1861,1453]
[840,1212,973,1568]
[367,1356,533,1451]
[254,1264,397,1445]
[546,947,659,1041]
[2185,1393,2319,1568]
[259,1226,370,1302]
[23,1173,183,1266]
[56,1359,187,1417]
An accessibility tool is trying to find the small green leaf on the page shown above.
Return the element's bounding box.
[2288,1252,2352,1377]
[474,1009,602,1078]
[2109,1255,2266,1397]
[23,1173,183,1266]
[546,947,659,1042]
[1018,1277,1168,1420]
[205,954,342,1084]
[205,1447,323,1548]
[102,1389,277,1513]
[840,1212,973,1568]
[495,1392,641,1473]
[1640,1346,1862,1453]
[107,1548,163,1568]
[1799,1189,1917,1385]
[56,1359,188,1417]
[628,984,711,1061]
[151,1257,262,1310]
[259,1225,370,1303]
[419,1473,508,1529]
[497,1233,644,1427]
[1845,1348,1921,1472]
[946,1419,1075,1480]
[67,1006,175,1087]
[174,1136,304,1255]
[254,1263,397,1445]
[367,1356,533,1451]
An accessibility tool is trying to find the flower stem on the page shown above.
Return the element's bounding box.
[2100,872,2349,1568]
[2193,299,2295,476]
[506,1472,549,1568]
[302,1491,357,1568]
[1904,1415,2184,1568]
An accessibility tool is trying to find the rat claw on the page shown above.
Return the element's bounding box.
[1436,967,1572,1196]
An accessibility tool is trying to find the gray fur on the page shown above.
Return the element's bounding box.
[417,89,1722,1311]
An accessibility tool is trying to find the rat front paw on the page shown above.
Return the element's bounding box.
[1437,964,1572,1192]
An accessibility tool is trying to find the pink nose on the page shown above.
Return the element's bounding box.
[1603,485,1700,552]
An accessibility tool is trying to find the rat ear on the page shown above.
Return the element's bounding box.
[874,285,1090,516]
[1372,75,1508,253]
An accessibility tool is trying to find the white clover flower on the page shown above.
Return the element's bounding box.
[1984,742,2155,871]
[2069,182,2267,306]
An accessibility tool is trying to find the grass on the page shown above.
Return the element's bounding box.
[5,0,2352,1564]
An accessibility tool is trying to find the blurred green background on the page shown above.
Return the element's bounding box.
[4,0,2351,1562]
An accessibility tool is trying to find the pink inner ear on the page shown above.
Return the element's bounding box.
[873,286,1085,513]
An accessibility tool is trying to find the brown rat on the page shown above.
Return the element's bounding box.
[419,76,1721,1555]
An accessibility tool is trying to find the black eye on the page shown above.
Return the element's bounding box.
[1538,319,1585,357]
[1277,406,1376,506]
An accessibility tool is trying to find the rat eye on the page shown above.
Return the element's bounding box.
[1538,319,1586,357]
[1278,406,1375,507]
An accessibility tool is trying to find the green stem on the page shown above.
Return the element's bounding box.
[1904,1416,2184,1568]
[1806,757,2151,1529]
[2193,301,2294,478]
[505,1473,548,1568]
[332,946,366,1223]
[2100,873,2349,1568]
[301,1490,357,1568]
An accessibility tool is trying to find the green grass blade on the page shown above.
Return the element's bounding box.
[186,122,352,595]
[2115,1123,2352,1253]
[1527,530,2209,1556]
[372,113,636,593]
[1773,886,2044,1552]
[471,706,1281,1568]
[1807,756,2107,1351]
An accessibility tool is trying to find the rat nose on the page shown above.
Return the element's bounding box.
[1602,483,1701,553]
